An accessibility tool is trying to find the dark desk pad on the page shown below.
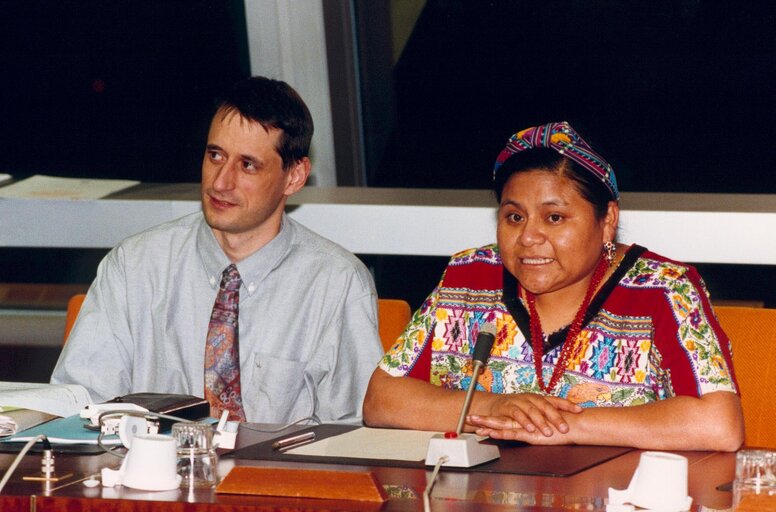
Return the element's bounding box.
[232,424,632,477]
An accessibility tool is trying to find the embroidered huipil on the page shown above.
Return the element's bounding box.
[378,244,738,407]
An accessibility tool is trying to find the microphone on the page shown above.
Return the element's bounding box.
[425,322,500,467]
[455,323,497,435]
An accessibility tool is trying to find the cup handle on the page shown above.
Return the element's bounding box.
[100,467,123,487]
[608,487,631,505]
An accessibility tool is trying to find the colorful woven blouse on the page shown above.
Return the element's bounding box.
[378,244,738,407]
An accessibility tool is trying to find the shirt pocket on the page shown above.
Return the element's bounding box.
[247,354,314,424]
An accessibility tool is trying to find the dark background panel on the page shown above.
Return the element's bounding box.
[0,0,250,183]
[370,1,776,193]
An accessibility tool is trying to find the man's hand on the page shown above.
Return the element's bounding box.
[469,393,582,438]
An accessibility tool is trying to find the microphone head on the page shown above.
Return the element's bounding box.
[472,323,497,364]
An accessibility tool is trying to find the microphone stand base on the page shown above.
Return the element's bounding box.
[424,433,500,468]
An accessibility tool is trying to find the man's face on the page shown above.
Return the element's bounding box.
[200,109,307,251]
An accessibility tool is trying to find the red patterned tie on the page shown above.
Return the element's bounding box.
[204,264,246,421]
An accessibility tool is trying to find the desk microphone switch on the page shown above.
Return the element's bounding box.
[424,432,500,468]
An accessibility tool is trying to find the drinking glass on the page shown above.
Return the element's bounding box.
[172,422,219,488]
[733,449,776,506]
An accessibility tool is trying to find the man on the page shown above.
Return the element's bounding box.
[52,76,383,425]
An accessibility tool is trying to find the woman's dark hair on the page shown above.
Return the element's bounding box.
[493,148,613,220]
[214,76,314,170]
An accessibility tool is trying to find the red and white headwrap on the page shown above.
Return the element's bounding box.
[493,121,619,200]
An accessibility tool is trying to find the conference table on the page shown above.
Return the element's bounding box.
[0,424,738,512]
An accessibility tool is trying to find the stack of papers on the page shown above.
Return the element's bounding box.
[0,407,56,437]
[0,382,92,418]
[0,382,93,438]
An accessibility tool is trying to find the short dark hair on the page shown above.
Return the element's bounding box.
[493,148,613,220]
[214,76,314,170]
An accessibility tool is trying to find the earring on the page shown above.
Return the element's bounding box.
[603,241,616,266]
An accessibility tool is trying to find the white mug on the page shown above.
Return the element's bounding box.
[609,451,692,511]
[121,433,181,491]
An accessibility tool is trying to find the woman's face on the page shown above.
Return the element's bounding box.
[497,170,618,300]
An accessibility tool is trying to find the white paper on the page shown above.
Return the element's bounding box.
[0,409,57,437]
[0,175,139,200]
[0,414,16,436]
[287,427,439,461]
[0,382,93,417]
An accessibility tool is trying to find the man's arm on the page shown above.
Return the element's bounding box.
[50,248,133,403]
[314,270,385,424]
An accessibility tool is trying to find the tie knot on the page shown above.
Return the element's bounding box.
[220,264,241,291]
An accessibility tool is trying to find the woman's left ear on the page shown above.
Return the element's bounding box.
[602,201,619,242]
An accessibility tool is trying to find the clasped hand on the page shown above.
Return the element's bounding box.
[467,393,582,443]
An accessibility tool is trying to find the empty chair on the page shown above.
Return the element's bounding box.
[715,306,776,449]
[377,299,411,352]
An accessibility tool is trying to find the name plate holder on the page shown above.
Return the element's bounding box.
[216,466,387,503]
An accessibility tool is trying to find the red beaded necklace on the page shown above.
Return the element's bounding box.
[524,256,609,394]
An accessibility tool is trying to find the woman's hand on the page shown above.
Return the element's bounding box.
[469,393,582,438]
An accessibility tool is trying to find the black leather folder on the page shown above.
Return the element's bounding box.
[106,392,210,422]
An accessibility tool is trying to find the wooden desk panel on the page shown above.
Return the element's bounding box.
[0,446,736,511]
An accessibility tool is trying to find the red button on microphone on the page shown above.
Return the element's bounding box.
[443,431,458,439]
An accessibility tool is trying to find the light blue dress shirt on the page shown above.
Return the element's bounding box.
[52,212,383,424]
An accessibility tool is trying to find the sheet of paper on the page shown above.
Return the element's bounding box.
[0,415,15,437]
[0,382,93,417]
[0,409,56,437]
[288,427,438,461]
[0,175,139,200]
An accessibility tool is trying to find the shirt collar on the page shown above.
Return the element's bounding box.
[197,213,294,297]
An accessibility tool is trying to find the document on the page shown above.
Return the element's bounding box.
[287,427,438,461]
[0,408,56,437]
[0,382,93,418]
[0,175,139,200]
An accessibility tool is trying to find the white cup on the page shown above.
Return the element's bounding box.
[609,451,692,511]
[121,434,182,491]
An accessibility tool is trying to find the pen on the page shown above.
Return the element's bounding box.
[271,431,316,450]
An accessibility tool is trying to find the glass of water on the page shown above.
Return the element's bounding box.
[172,422,219,489]
[733,449,776,506]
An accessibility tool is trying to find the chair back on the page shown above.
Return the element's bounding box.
[715,306,776,449]
[63,293,87,344]
[64,294,411,351]
[377,299,411,352]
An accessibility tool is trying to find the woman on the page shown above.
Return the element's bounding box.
[363,122,744,451]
